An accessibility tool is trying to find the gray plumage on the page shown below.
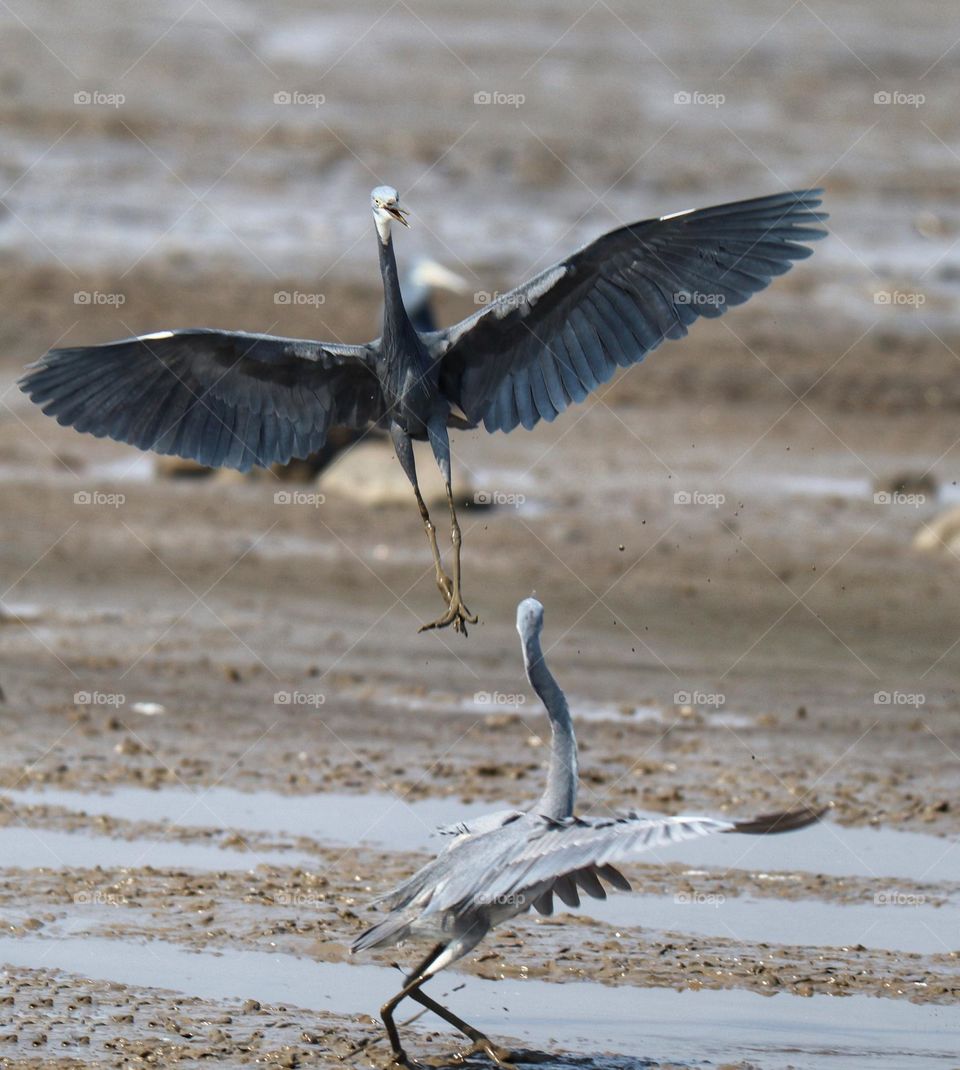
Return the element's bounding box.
[19,186,827,634]
[350,597,824,1064]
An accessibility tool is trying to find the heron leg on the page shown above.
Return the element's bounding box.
[391,424,452,602]
[419,417,478,636]
[404,987,516,1068]
[378,943,445,1066]
[414,485,453,603]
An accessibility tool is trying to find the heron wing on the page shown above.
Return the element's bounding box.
[431,190,827,432]
[19,328,384,471]
[430,806,822,916]
[435,808,526,838]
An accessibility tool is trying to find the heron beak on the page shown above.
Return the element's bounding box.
[388,205,410,228]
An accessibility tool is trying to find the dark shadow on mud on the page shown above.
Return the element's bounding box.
[423,1051,666,1070]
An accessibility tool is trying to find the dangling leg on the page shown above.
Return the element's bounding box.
[419,415,478,636]
[391,423,452,603]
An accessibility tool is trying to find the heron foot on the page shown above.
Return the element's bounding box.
[451,1039,517,1068]
[418,595,478,637]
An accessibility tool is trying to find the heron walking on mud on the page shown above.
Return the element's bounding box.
[350,597,824,1067]
[20,187,826,634]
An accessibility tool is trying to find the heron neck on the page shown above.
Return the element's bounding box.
[378,232,417,346]
[524,632,578,819]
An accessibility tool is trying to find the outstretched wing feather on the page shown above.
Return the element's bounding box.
[20,328,384,471]
[433,190,826,433]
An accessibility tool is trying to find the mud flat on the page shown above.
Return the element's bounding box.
[4,0,960,1066]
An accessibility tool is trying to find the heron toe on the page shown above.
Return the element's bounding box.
[451,1039,517,1069]
[419,596,478,636]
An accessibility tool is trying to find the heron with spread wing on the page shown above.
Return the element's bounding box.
[20,187,826,634]
[351,597,825,1067]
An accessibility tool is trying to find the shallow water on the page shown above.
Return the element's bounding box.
[3,785,491,852]
[9,786,960,882]
[0,824,311,872]
[2,935,957,1069]
[6,805,953,955]
[595,891,957,955]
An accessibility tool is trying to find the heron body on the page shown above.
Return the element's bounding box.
[351,597,825,1066]
[20,186,827,634]
[375,216,437,437]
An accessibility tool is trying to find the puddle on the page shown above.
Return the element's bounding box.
[4,811,953,956]
[7,787,960,884]
[2,935,957,1069]
[2,786,492,854]
[0,825,311,872]
[593,892,957,955]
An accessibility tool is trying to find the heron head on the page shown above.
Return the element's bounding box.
[371,186,409,243]
[516,597,544,641]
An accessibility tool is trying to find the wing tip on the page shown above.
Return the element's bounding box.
[729,803,830,835]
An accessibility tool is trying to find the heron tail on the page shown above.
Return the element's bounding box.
[351,913,413,954]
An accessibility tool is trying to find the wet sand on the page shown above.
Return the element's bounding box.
[3,0,960,1066]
